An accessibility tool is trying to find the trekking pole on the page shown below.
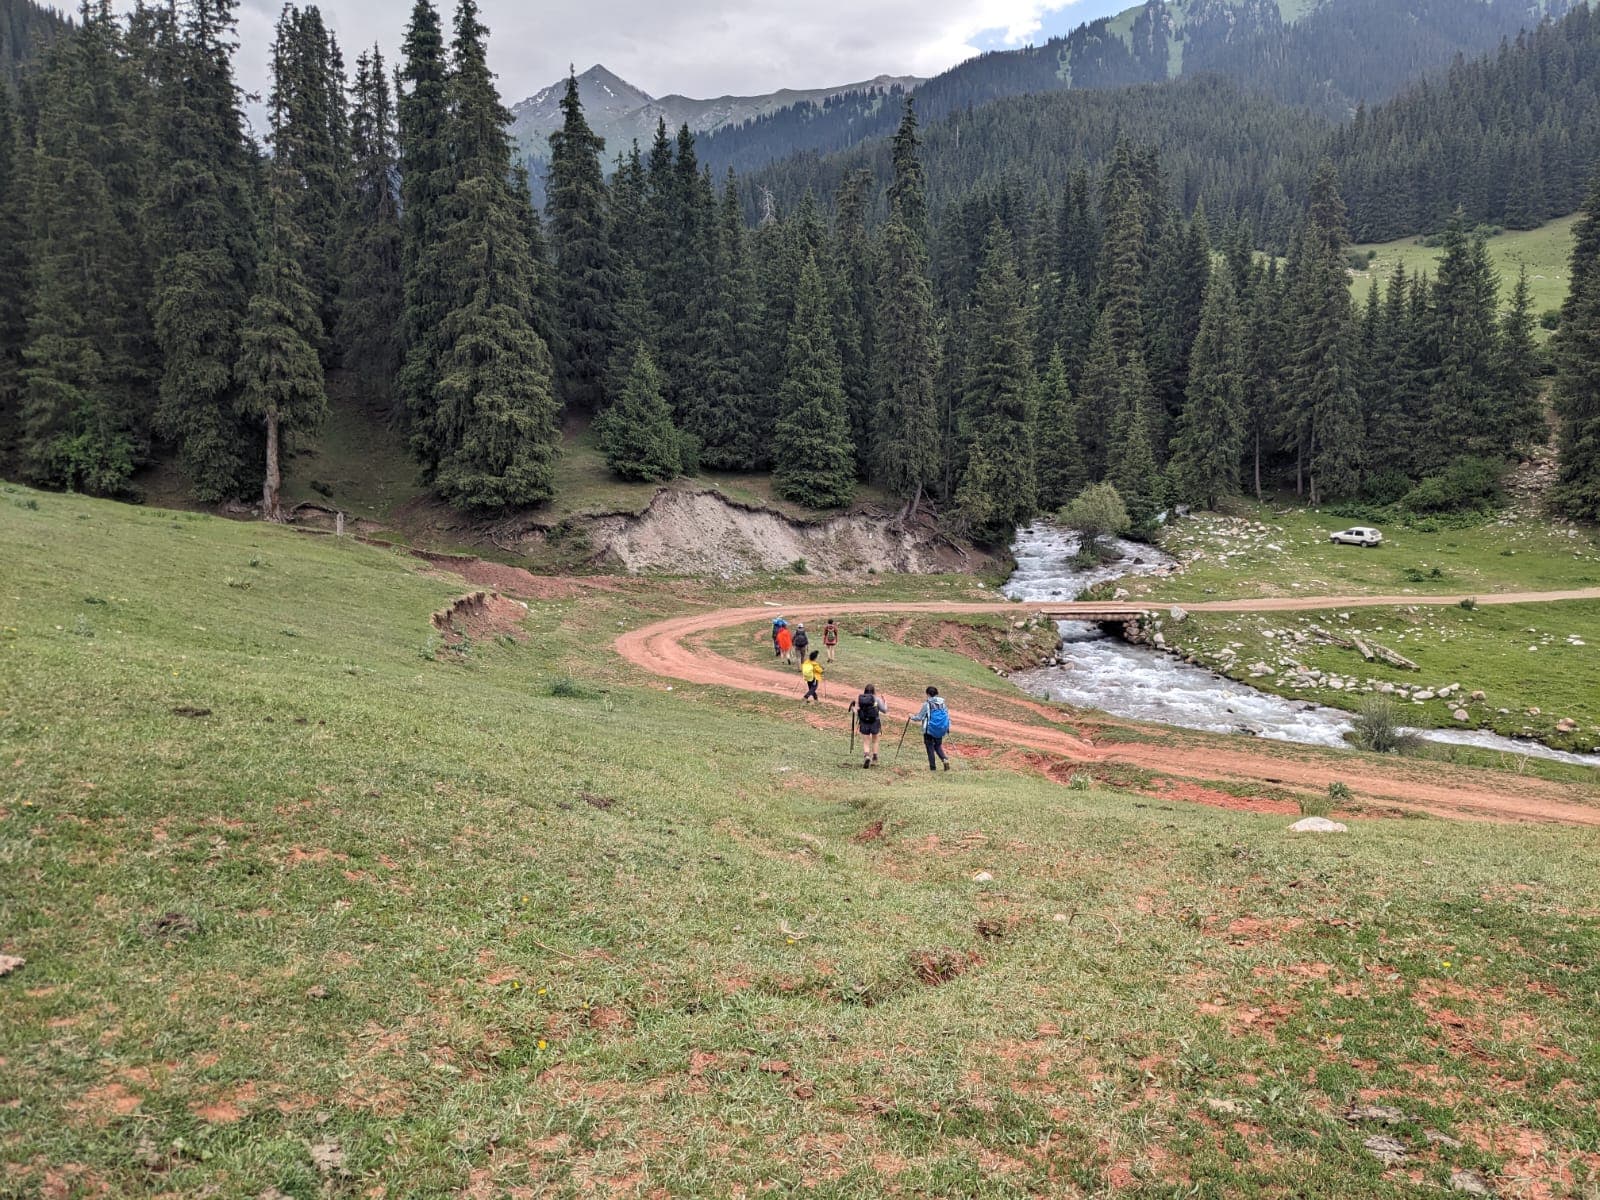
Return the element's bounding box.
[894,717,913,762]
[849,710,857,756]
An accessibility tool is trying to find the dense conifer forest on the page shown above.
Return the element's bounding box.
[0,0,1598,541]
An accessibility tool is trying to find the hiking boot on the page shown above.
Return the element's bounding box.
[863,758,871,769]
[942,760,951,771]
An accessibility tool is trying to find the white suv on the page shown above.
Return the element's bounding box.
[1329,526,1383,548]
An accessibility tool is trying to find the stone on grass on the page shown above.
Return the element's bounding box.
[0,954,23,978]
[1449,1169,1494,1196]
[1289,817,1348,834]
[972,871,995,883]
[1425,1130,1463,1149]
[1453,709,1470,722]
[1362,1135,1408,1165]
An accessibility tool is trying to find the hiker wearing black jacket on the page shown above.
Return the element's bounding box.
[792,623,810,664]
[850,685,887,769]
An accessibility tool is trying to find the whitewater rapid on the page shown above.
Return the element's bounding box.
[1004,524,1600,768]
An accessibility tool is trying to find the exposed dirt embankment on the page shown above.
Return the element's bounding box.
[539,488,996,579]
[430,591,530,646]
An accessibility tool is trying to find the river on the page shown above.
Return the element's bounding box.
[1004,524,1600,768]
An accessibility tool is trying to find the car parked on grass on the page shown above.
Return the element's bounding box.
[1329,526,1384,548]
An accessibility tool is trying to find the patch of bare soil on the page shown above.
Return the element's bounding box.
[430,591,529,646]
[412,551,589,600]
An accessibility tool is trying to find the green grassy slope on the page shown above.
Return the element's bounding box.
[2,486,1598,1197]
[1350,215,1580,317]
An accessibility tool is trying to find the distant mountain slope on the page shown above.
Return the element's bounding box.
[749,0,1600,251]
[510,64,921,169]
[699,0,1572,178]
[1,0,68,86]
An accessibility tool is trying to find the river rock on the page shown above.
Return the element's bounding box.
[1453,709,1470,722]
[1557,718,1578,733]
[1289,817,1348,834]
[1471,690,1486,701]
[1413,690,1435,702]
[1169,606,1189,623]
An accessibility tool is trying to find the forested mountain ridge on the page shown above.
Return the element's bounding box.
[698,0,1572,178]
[509,63,920,176]
[0,0,67,86]
[752,1,1600,252]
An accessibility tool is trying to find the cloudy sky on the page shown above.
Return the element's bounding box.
[224,0,1128,112]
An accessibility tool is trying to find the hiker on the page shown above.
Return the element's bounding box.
[911,686,951,772]
[850,684,887,768]
[801,651,823,703]
[776,622,793,664]
[792,623,810,664]
[771,616,788,658]
[823,619,840,662]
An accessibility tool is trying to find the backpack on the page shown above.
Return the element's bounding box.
[925,701,950,738]
[794,630,809,649]
[856,694,878,721]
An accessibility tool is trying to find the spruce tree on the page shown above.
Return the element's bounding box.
[20,3,153,494]
[546,69,616,414]
[595,343,682,482]
[1553,172,1600,520]
[267,4,348,355]
[773,256,855,509]
[1424,210,1505,469]
[236,162,327,521]
[420,0,560,510]
[957,223,1037,544]
[1289,160,1362,504]
[1034,349,1085,510]
[148,0,260,502]
[1170,270,1246,509]
[1109,352,1162,530]
[395,0,450,446]
[1076,311,1120,482]
[692,175,759,469]
[1099,139,1149,365]
[873,109,939,509]
[1241,262,1283,501]
[831,168,875,475]
[0,82,25,470]
[337,45,403,399]
[1496,265,1545,453]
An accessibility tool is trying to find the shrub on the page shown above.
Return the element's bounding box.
[1401,456,1504,514]
[791,558,809,575]
[1328,781,1354,803]
[548,677,594,699]
[1540,309,1562,332]
[1350,696,1423,755]
[1459,597,1477,611]
[1059,482,1131,555]
[1360,469,1412,506]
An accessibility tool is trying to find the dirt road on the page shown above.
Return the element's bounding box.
[614,591,1600,826]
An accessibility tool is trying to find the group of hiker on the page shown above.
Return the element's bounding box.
[771,615,952,772]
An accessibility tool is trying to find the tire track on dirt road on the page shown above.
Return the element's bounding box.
[614,591,1600,827]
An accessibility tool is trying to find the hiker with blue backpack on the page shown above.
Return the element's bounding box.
[910,686,952,772]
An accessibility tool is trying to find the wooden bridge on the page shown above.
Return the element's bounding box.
[1028,604,1157,624]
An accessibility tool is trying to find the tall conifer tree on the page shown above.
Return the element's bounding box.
[773,257,855,509]
[21,3,152,494]
[418,0,560,510]
[1034,349,1085,510]
[956,223,1037,544]
[0,83,26,469]
[337,46,403,398]
[396,0,450,441]
[595,343,682,482]
[546,70,616,414]
[237,151,327,520]
[873,102,939,509]
[1553,172,1600,520]
[1170,270,1246,509]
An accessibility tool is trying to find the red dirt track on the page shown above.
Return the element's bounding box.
[615,591,1600,826]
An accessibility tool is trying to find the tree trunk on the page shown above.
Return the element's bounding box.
[1295,441,1304,498]
[262,411,284,523]
[1253,430,1262,502]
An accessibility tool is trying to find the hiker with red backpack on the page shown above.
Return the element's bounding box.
[823,619,840,662]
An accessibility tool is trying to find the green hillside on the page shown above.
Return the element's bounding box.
[3,487,1600,1196]
[1350,214,1580,317]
